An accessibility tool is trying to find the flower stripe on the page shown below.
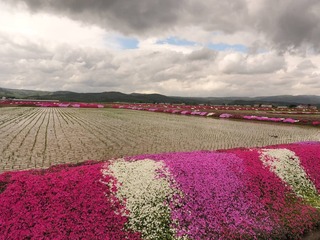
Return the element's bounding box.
[284,142,320,192]
[259,148,320,208]
[104,159,179,240]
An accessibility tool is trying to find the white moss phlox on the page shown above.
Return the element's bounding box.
[102,159,180,239]
[259,148,320,206]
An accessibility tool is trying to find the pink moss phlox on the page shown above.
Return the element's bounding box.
[162,151,281,239]
[0,163,141,240]
[0,172,11,194]
[296,141,320,145]
[231,148,319,238]
[126,150,214,162]
[131,145,320,239]
[133,152,272,239]
[1,142,319,239]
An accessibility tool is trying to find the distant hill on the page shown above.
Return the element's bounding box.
[0,87,51,99]
[255,95,320,105]
[1,87,319,107]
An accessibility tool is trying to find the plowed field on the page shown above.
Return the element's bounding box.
[0,107,318,172]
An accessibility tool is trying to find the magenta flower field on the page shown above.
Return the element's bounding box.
[1,142,320,239]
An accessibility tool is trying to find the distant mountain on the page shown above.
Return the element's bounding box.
[255,95,320,105]
[0,87,319,107]
[0,87,51,99]
[0,88,199,104]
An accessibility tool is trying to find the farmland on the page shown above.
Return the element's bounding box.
[0,107,319,172]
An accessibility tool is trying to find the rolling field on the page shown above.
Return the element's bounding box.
[0,107,319,172]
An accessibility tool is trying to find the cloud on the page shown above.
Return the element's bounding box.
[0,22,319,97]
[1,1,320,97]
[187,48,217,61]
[11,0,183,36]
[247,0,320,51]
[218,52,286,74]
[9,0,320,51]
[295,60,316,71]
[0,3,111,50]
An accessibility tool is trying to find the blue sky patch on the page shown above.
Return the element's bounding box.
[156,36,197,46]
[156,36,247,52]
[116,36,139,49]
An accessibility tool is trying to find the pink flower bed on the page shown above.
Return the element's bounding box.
[111,104,319,126]
[142,152,277,239]
[243,115,300,123]
[313,121,320,126]
[1,142,320,239]
[0,162,140,240]
[180,110,191,115]
[133,145,320,239]
[219,113,233,118]
[0,101,105,108]
[228,148,319,238]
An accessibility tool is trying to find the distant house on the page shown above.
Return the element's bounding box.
[296,105,317,110]
[261,104,273,108]
[277,106,288,109]
[1,96,6,100]
[296,105,308,109]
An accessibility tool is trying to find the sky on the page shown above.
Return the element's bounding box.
[0,0,320,97]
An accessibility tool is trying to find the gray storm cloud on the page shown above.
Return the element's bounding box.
[12,0,183,35]
[10,0,320,51]
[250,0,320,51]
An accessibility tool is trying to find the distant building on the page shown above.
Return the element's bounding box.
[296,105,317,110]
[1,96,6,100]
[277,106,288,109]
[296,105,308,109]
[261,104,273,108]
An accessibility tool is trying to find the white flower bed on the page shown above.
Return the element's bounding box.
[259,148,320,208]
[104,159,179,239]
